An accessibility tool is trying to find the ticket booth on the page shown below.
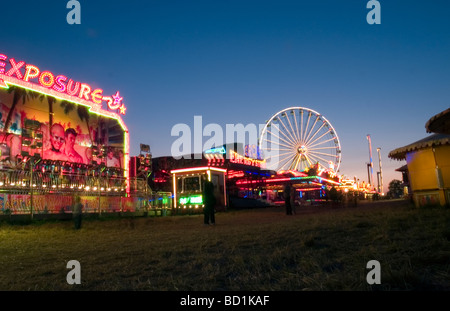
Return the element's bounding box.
[171,166,227,213]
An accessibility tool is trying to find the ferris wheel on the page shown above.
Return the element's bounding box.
[258,107,341,173]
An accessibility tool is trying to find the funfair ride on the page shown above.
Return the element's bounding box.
[258,107,342,175]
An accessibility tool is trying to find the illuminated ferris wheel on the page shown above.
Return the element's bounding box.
[258,107,341,173]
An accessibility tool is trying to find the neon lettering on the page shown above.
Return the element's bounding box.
[67,79,80,96]
[0,53,126,115]
[0,54,7,74]
[53,75,67,92]
[78,83,91,100]
[39,71,55,88]
[91,89,103,104]
[5,58,25,79]
[24,65,40,82]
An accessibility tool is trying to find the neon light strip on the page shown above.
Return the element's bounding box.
[124,130,130,194]
[173,174,177,208]
[170,166,227,174]
[297,188,322,192]
[235,175,340,185]
[0,74,130,194]
[0,76,127,132]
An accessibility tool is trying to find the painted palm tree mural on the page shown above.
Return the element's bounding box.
[2,86,38,137]
[39,94,56,128]
[60,100,93,146]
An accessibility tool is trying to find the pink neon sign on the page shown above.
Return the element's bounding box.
[0,54,126,115]
[229,150,266,168]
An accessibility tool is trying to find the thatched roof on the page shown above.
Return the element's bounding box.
[426,108,450,134]
[388,133,450,160]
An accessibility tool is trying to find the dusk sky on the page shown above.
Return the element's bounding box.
[1,0,449,193]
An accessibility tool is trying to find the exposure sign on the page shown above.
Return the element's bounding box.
[0,53,126,115]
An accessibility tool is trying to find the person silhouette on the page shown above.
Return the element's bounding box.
[203,180,216,225]
[284,183,293,215]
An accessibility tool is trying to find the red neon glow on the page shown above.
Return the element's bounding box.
[0,53,126,115]
[110,91,123,110]
[78,83,91,101]
[6,58,25,79]
[226,170,244,178]
[24,65,40,82]
[102,96,113,107]
[39,71,55,88]
[67,79,80,96]
[0,54,130,194]
[297,188,322,192]
[91,89,103,104]
[171,166,227,174]
[53,75,67,92]
[229,150,266,168]
[0,54,6,74]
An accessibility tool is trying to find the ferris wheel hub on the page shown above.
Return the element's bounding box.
[297,145,307,154]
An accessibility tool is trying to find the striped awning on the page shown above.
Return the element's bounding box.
[426,108,450,134]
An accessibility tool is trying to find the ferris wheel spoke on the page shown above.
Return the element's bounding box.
[304,122,326,147]
[264,149,297,160]
[308,137,339,149]
[308,152,333,164]
[305,153,323,168]
[285,113,300,144]
[303,115,321,145]
[293,153,304,171]
[307,128,332,147]
[310,151,339,158]
[264,147,295,152]
[293,110,301,145]
[265,130,296,149]
[288,153,300,170]
[268,127,296,147]
[268,151,294,171]
[277,117,298,146]
[263,136,295,151]
[308,146,339,151]
[304,118,325,144]
[303,111,312,143]
[277,152,297,171]
[303,153,314,168]
[299,110,304,143]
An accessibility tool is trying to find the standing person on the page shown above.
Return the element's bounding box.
[284,183,293,215]
[203,180,216,225]
[290,186,296,215]
[73,195,83,230]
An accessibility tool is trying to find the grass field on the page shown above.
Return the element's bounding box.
[0,199,449,291]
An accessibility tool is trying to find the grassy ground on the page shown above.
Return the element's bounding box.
[0,199,449,291]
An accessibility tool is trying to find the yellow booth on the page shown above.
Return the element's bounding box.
[389,134,450,207]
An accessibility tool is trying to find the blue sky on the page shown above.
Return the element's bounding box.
[1,0,449,193]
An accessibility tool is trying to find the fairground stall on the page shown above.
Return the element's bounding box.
[151,143,273,213]
[171,166,227,214]
[0,52,134,218]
